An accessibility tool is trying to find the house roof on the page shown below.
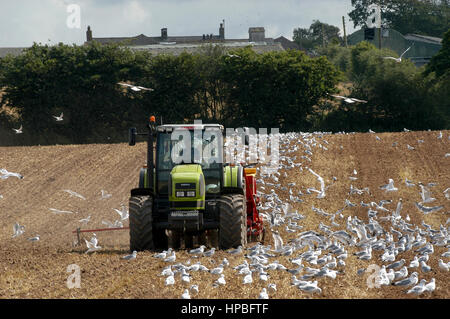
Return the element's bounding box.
[274,36,300,50]
[404,34,442,45]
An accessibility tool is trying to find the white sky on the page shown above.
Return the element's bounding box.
[0,0,357,47]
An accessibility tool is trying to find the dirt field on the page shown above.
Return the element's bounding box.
[0,130,449,299]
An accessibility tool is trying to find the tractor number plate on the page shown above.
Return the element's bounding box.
[170,210,199,218]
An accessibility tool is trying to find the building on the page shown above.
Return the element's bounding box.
[348,28,442,67]
[84,21,285,55]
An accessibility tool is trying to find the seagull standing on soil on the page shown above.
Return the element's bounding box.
[122,251,137,260]
[27,235,40,242]
[393,272,418,287]
[12,223,25,238]
[181,289,191,299]
[259,288,269,299]
[63,189,86,200]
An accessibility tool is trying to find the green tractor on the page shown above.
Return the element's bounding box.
[127,117,263,251]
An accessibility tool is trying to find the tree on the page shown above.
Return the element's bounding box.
[293,20,342,50]
[349,0,450,38]
[425,28,450,77]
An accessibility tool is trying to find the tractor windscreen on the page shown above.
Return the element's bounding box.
[156,128,223,195]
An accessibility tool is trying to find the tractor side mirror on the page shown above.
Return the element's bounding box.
[129,127,137,146]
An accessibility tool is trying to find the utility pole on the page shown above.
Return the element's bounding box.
[322,23,326,48]
[342,16,348,47]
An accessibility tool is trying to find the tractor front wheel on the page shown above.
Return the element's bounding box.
[129,196,154,251]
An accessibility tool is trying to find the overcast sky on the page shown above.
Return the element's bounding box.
[0,0,358,47]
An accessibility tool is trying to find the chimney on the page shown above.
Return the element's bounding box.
[219,19,225,40]
[161,28,168,40]
[86,26,92,42]
[249,27,265,42]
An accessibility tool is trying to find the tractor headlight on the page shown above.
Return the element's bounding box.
[176,191,185,197]
[186,191,196,197]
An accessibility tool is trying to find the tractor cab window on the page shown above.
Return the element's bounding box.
[156,129,223,195]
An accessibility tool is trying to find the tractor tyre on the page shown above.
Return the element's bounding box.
[218,194,247,249]
[129,196,154,251]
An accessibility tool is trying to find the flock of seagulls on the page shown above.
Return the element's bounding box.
[150,129,449,299]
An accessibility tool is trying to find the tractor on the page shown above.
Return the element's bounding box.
[128,117,265,251]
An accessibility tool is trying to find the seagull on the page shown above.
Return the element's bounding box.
[227,53,241,58]
[85,234,101,253]
[79,216,91,225]
[0,169,24,180]
[407,144,415,150]
[383,46,411,63]
[215,274,226,286]
[438,259,449,271]
[118,82,154,92]
[181,289,191,299]
[203,247,216,257]
[407,279,427,295]
[102,220,123,228]
[100,190,112,200]
[330,94,367,104]
[122,250,137,260]
[259,288,269,299]
[405,178,415,187]
[272,231,284,252]
[12,223,25,238]
[154,248,173,259]
[243,273,253,284]
[308,168,326,198]
[190,285,199,294]
[53,112,64,121]
[424,278,435,293]
[165,275,175,286]
[419,184,435,203]
[380,179,398,192]
[49,208,77,214]
[393,272,418,287]
[114,205,129,221]
[414,202,443,214]
[227,245,243,255]
[164,251,176,263]
[63,189,86,200]
[27,235,40,242]
[12,125,23,134]
[189,245,206,255]
[420,260,431,273]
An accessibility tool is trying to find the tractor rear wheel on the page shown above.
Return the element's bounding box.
[218,194,247,249]
[129,196,154,251]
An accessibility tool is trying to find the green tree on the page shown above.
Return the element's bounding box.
[349,0,450,38]
[293,20,342,50]
[425,28,450,77]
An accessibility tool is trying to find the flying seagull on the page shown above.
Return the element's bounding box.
[114,205,129,221]
[53,112,64,121]
[118,82,154,92]
[100,190,112,200]
[85,234,101,253]
[383,46,411,63]
[330,94,367,104]
[49,208,77,214]
[79,216,91,225]
[12,125,23,134]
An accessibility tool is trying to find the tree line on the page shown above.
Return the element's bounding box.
[0,42,340,145]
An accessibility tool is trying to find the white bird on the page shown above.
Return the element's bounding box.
[215,274,226,286]
[308,168,326,198]
[330,94,367,104]
[114,205,129,220]
[84,234,101,253]
[49,208,77,214]
[420,260,432,273]
[203,247,216,257]
[165,275,175,286]
[12,223,25,238]
[160,266,173,277]
[118,82,154,92]
[154,248,173,259]
[63,189,86,200]
[102,220,123,228]
[407,144,415,150]
[243,273,253,285]
[228,245,243,255]
[259,288,269,299]
[444,188,450,200]
[409,257,419,268]
[12,125,23,134]
[424,278,435,293]
[380,179,398,192]
[53,112,63,121]
[438,259,449,271]
[209,265,224,275]
[190,285,199,294]
[272,231,284,252]
[227,53,241,58]
[0,168,24,180]
[164,251,176,263]
[189,245,206,255]
[27,235,40,242]
[122,250,137,260]
[393,272,418,287]
[180,268,191,284]
[268,283,277,293]
[419,184,435,203]
[383,46,411,63]
[100,190,112,200]
[79,216,91,225]
[414,202,443,214]
[407,279,427,295]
